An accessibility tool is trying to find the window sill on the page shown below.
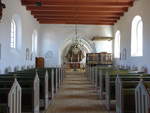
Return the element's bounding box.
[131,56,143,58]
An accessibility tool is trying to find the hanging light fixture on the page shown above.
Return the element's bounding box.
[72,24,84,54]
[0,1,6,21]
[0,0,6,9]
[35,1,42,6]
[72,24,81,54]
[71,0,83,55]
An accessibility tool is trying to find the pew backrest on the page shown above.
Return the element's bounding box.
[135,81,150,113]
[45,70,49,109]
[34,73,40,113]
[8,79,21,113]
[116,76,122,113]
[51,69,54,99]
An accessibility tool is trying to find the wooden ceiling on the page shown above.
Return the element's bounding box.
[21,0,135,25]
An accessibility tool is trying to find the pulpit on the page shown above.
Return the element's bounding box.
[36,57,45,68]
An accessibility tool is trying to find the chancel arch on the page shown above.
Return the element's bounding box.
[60,37,95,65]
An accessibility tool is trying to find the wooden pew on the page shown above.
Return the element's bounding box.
[58,67,62,88]
[98,67,113,99]
[30,67,63,103]
[135,80,150,113]
[91,65,101,90]
[94,66,98,88]
[105,72,141,110]
[47,68,55,100]
[10,70,48,110]
[47,67,58,94]
[30,68,54,102]
[0,74,40,113]
[104,70,136,110]
[9,66,63,110]
[18,67,62,107]
[39,67,64,102]
[88,65,97,86]
[55,67,58,93]
[86,65,90,81]
[52,67,62,93]
[19,74,40,113]
[0,78,21,113]
[115,75,150,113]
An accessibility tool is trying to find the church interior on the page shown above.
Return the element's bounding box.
[0,0,150,113]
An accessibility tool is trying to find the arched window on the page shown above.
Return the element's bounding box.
[32,30,38,54]
[10,19,17,48]
[131,15,143,57]
[114,30,121,58]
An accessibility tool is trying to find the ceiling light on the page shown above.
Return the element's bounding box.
[35,2,42,7]
[0,2,6,8]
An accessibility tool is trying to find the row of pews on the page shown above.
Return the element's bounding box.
[0,67,64,113]
[86,65,150,113]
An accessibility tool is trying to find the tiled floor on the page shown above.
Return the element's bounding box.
[45,71,108,113]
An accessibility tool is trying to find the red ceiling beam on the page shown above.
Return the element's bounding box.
[21,0,135,25]
[36,17,118,21]
[37,19,117,23]
[33,14,122,18]
[27,6,128,12]
[34,15,120,20]
[31,11,124,16]
[39,21,114,25]
[22,0,133,7]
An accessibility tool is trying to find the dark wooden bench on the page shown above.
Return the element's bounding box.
[0,74,40,113]
[135,79,150,113]
[13,67,63,109]
[115,75,150,113]
[97,67,113,99]
[105,73,142,110]
[10,70,47,110]
[0,77,21,113]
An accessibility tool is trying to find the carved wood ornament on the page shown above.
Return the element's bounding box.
[0,0,6,20]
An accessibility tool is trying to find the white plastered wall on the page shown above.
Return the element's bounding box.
[0,0,39,73]
[38,24,113,67]
[113,0,150,73]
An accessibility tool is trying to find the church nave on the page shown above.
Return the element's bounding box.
[45,71,107,113]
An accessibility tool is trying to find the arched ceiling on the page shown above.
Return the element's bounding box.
[21,0,135,25]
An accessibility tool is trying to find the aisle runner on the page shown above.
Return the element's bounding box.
[46,72,107,113]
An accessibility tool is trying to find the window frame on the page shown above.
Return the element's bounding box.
[32,30,38,55]
[10,19,17,49]
[131,15,143,57]
[114,30,121,58]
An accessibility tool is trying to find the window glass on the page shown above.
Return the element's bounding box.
[10,20,16,48]
[32,30,38,54]
[131,15,143,57]
[114,30,121,58]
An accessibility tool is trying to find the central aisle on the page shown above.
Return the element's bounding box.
[46,71,107,113]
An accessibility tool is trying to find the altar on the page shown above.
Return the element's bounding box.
[64,63,85,72]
